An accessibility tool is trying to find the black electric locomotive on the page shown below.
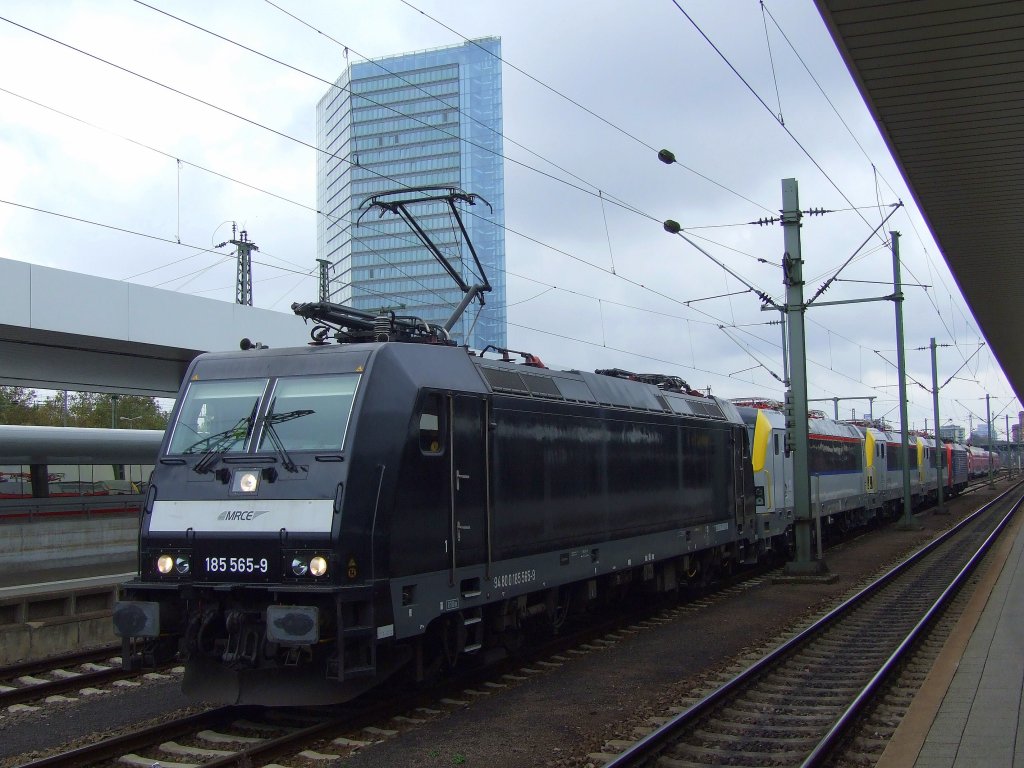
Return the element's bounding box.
[113,331,773,704]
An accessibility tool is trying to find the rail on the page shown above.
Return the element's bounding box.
[603,480,1024,768]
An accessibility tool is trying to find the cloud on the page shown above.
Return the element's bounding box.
[0,0,1013,431]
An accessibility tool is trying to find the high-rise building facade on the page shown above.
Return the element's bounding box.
[316,38,506,349]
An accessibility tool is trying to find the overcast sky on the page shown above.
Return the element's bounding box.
[0,0,1015,435]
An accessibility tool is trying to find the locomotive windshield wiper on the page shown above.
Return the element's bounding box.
[187,416,254,474]
[259,409,314,473]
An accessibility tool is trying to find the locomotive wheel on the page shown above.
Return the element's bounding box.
[497,600,524,653]
[549,587,571,634]
[440,614,467,669]
[416,614,466,683]
[697,550,718,590]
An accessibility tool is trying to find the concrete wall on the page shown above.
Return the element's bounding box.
[0,515,139,578]
[0,584,120,664]
[0,516,139,662]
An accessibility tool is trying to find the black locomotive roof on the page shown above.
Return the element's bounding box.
[475,357,732,421]
[190,342,735,423]
[187,341,488,395]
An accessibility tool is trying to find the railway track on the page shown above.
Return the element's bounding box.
[1,644,120,681]
[596,481,1024,768]
[0,645,181,709]
[10,560,786,767]
[12,648,615,767]
[4,493,982,766]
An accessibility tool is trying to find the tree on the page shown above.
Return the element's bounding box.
[0,387,39,424]
[111,395,170,430]
[0,388,170,429]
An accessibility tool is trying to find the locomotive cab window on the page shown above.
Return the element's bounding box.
[168,378,268,455]
[258,374,360,452]
[419,393,445,455]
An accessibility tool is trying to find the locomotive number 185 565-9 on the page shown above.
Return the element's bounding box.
[205,557,270,574]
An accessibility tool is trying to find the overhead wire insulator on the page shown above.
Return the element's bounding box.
[658,149,676,165]
[663,219,682,234]
[752,216,778,226]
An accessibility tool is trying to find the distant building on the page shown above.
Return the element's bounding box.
[939,424,966,443]
[316,39,507,349]
[970,423,999,445]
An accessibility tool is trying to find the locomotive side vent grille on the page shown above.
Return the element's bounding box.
[664,396,693,416]
[699,401,726,419]
[553,377,598,403]
[521,374,563,399]
[480,367,529,394]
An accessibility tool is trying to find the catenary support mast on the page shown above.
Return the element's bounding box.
[781,179,824,576]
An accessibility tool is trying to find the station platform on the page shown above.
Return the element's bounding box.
[878,504,1024,767]
[0,559,136,590]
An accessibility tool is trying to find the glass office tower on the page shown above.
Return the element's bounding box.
[316,38,506,349]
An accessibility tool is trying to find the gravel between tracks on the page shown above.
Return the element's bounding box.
[0,484,1005,768]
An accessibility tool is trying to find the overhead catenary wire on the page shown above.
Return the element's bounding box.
[2,8,1002,419]
[674,1,1003,392]
[0,84,469,307]
[393,0,776,215]
[669,0,888,244]
[668,0,1000,390]
[0,13,767,324]
[0,108,929,417]
[759,0,785,125]
[261,0,645,219]
[0,81,775,341]
[754,2,984,373]
[3,6,913,385]
[131,0,657,224]
[1,191,959,419]
[719,325,784,382]
[125,0,808,323]
[3,181,940,418]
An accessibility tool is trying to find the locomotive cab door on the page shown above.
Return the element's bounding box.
[448,394,489,577]
[732,426,755,535]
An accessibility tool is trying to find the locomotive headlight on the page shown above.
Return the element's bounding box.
[309,556,328,577]
[174,556,191,575]
[233,470,260,494]
[157,554,174,574]
[291,557,308,576]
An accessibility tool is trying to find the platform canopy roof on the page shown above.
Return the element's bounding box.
[815,0,1024,403]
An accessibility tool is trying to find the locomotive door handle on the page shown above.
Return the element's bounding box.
[455,470,470,490]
